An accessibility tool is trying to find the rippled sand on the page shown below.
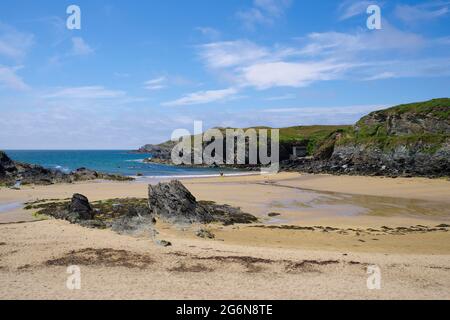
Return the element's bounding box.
[1,173,450,299]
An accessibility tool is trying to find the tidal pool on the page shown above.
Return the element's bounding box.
[0,202,23,214]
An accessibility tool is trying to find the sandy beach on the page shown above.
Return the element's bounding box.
[1,173,450,300]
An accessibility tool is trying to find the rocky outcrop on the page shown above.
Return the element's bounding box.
[71,168,134,182]
[283,99,450,177]
[0,151,16,181]
[148,181,258,225]
[0,151,134,186]
[137,142,175,163]
[283,142,450,177]
[148,180,214,224]
[69,194,94,220]
[28,182,257,238]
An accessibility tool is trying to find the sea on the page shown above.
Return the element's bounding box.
[5,150,247,179]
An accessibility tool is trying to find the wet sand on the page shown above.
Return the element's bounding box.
[1,173,450,299]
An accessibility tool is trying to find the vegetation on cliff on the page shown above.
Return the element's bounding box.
[337,98,449,152]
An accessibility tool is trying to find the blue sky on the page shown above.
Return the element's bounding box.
[0,0,449,149]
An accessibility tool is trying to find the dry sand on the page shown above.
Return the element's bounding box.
[1,173,450,299]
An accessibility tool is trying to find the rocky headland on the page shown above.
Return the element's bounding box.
[136,98,449,178]
[283,98,450,177]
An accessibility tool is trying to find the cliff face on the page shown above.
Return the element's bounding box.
[284,99,450,177]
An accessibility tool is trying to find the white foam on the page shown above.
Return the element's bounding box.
[125,159,146,163]
[130,171,260,180]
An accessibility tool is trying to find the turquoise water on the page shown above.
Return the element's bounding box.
[5,150,239,177]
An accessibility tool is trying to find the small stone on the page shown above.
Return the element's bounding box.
[268,212,281,217]
[196,229,215,239]
[155,240,172,247]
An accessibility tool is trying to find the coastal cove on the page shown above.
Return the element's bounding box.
[0,0,449,303]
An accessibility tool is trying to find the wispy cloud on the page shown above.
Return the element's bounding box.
[70,37,94,56]
[196,27,221,40]
[395,1,450,24]
[0,23,34,60]
[162,88,238,106]
[264,93,296,101]
[44,86,126,99]
[0,65,29,91]
[237,0,292,30]
[299,24,425,56]
[338,0,377,20]
[144,77,167,90]
[364,72,396,81]
[197,18,450,91]
[198,39,355,89]
[239,60,354,89]
[199,40,269,69]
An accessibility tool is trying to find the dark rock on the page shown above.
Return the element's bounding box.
[200,201,258,226]
[148,181,258,225]
[155,239,172,247]
[138,141,176,162]
[0,151,16,181]
[148,180,214,224]
[0,151,134,186]
[196,229,215,239]
[268,212,281,217]
[70,194,94,220]
[72,167,134,182]
[71,168,99,181]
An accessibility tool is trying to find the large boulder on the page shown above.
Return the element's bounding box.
[148,181,258,225]
[69,194,94,220]
[148,181,214,224]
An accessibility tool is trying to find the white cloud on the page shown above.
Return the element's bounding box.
[364,72,396,81]
[255,0,292,16]
[198,39,357,89]
[395,1,449,24]
[0,23,34,60]
[200,41,269,69]
[237,0,292,30]
[44,86,126,99]
[196,27,221,40]
[299,24,425,56]
[0,65,29,91]
[197,18,450,90]
[144,77,167,90]
[162,88,238,106]
[239,60,353,89]
[338,0,375,20]
[71,37,94,56]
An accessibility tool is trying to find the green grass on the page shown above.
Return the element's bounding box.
[278,125,351,155]
[372,98,450,120]
[335,98,450,152]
